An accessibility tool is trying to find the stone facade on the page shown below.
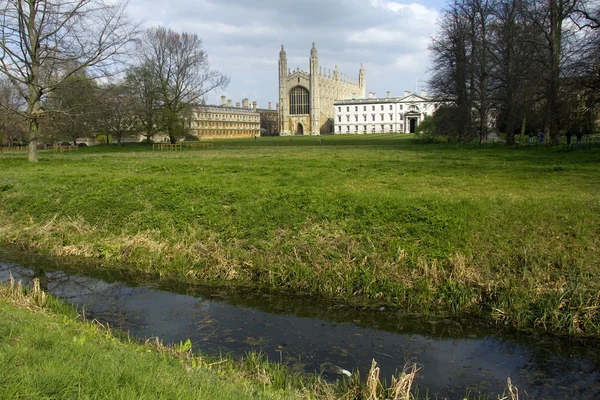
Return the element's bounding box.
[334,91,437,134]
[278,43,366,136]
[190,98,260,140]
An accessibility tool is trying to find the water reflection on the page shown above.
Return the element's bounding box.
[1,256,599,399]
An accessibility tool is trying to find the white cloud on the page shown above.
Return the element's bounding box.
[348,28,406,44]
[126,0,442,106]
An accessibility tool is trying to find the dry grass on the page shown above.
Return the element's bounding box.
[499,378,519,400]
[2,209,600,336]
[0,273,46,310]
[337,360,419,400]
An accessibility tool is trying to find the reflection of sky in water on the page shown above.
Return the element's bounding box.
[1,261,599,399]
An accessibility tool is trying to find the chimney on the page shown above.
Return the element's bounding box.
[227,99,232,107]
[242,98,249,108]
[421,89,428,97]
[221,95,226,106]
[404,90,411,97]
[253,101,258,110]
[268,102,272,110]
[386,91,391,98]
[236,102,240,108]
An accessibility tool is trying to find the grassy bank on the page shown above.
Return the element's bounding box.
[0,279,308,399]
[1,135,599,337]
[0,277,522,400]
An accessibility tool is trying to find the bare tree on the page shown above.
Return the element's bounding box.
[429,0,599,144]
[138,26,229,143]
[524,0,592,144]
[44,71,98,146]
[96,82,138,145]
[429,1,476,141]
[125,62,162,144]
[0,0,137,162]
[0,77,27,146]
[473,0,494,143]
[489,0,542,144]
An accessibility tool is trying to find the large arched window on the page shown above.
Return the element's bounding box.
[290,86,309,115]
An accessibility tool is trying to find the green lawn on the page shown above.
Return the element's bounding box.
[1,135,599,336]
[0,300,302,400]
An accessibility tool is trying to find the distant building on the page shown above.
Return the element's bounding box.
[190,97,261,140]
[257,102,279,136]
[333,91,437,134]
[278,43,366,136]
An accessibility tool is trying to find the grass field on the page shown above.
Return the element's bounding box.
[1,135,599,336]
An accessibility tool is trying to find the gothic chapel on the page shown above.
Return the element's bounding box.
[278,43,366,135]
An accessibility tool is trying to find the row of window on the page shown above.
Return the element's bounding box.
[193,121,259,128]
[337,124,404,133]
[338,104,412,113]
[339,113,412,123]
[196,114,258,121]
[194,130,259,136]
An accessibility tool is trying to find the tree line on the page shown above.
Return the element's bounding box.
[427,0,599,145]
[0,0,228,162]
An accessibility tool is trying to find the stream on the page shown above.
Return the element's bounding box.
[1,250,599,399]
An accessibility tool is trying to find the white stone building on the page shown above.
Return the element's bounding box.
[333,91,437,134]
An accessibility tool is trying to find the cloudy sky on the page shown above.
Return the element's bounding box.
[127,0,446,108]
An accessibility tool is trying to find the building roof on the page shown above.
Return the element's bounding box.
[334,94,434,105]
[194,104,260,115]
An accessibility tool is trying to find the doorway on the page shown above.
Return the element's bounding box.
[296,123,304,135]
[409,119,417,133]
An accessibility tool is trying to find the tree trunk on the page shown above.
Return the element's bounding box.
[168,119,176,143]
[25,0,41,163]
[27,98,41,163]
[548,0,563,146]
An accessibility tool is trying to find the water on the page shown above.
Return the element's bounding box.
[1,252,599,399]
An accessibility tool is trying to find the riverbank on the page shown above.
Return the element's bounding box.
[1,277,436,399]
[1,136,599,337]
[0,279,309,399]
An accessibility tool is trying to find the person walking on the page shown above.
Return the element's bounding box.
[576,128,584,144]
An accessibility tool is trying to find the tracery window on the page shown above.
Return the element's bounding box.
[290,86,310,115]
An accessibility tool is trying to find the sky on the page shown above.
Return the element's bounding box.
[127,0,447,108]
